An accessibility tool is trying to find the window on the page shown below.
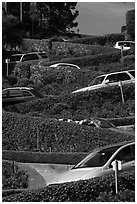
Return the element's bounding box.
[118,42,130,47]
[73,145,122,168]
[106,73,130,83]
[113,144,135,163]
[23,91,33,97]
[89,76,105,86]
[10,55,22,62]
[128,70,135,78]
[38,53,48,58]
[22,54,39,61]
[9,90,23,97]
[2,90,9,98]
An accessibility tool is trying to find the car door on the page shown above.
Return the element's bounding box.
[9,89,25,104]
[105,72,132,87]
[2,90,10,106]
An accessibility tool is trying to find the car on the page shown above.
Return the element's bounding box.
[8,52,48,65]
[114,41,135,51]
[50,63,81,70]
[73,70,135,94]
[48,140,135,185]
[2,87,43,107]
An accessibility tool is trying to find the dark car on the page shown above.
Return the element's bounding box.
[2,87,43,107]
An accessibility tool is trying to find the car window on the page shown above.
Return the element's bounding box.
[89,76,105,86]
[22,91,33,97]
[30,89,43,98]
[128,70,135,78]
[9,90,23,97]
[73,145,122,168]
[38,53,48,58]
[118,42,130,47]
[2,90,9,98]
[10,55,22,62]
[106,73,130,83]
[112,144,135,164]
[22,54,39,61]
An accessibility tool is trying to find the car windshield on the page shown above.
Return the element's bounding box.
[118,42,131,47]
[129,70,135,78]
[73,145,123,168]
[89,76,105,86]
[10,55,22,62]
[38,53,48,58]
[30,89,43,98]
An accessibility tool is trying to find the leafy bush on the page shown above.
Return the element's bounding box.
[40,50,121,68]
[4,83,135,119]
[120,55,135,65]
[2,170,135,202]
[7,74,18,86]
[22,38,118,58]
[2,160,29,190]
[126,9,135,40]
[70,33,125,46]
[98,117,135,127]
[2,111,134,152]
[3,151,87,164]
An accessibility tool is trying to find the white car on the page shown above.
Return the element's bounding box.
[9,52,48,64]
[50,63,81,70]
[114,41,135,51]
[48,140,135,185]
[73,70,135,94]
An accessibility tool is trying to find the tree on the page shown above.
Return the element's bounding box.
[36,2,79,36]
[2,13,24,50]
[126,9,135,40]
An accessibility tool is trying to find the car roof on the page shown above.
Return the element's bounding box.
[116,41,135,43]
[51,63,78,66]
[3,87,34,91]
[10,52,45,57]
[92,140,135,153]
[96,70,135,78]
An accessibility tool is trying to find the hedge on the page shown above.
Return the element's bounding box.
[12,49,121,81]
[2,151,88,165]
[2,111,134,152]
[5,83,135,119]
[2,160,29,190]
[70,33,125,46]
[2,170,135,202]
[99,117,135,127]
[39,50,121,67]
[126,9,135,40]
[22,37,120,55]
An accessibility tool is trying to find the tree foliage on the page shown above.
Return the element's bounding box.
[36,2,79,35]
[126,9,135,40]
[2,13,24,50]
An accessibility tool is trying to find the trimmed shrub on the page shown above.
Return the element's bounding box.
[7,74,18,86]
[51,103,70,114]
[39,50,121,68]
[2,151,87,164]
[70,33,125,46]
[4,83,135,119]
[2,111,134,152]
[2,160,29,190]
[120,55,135,65]
[98,117,135,127]
[2,170,135,202]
